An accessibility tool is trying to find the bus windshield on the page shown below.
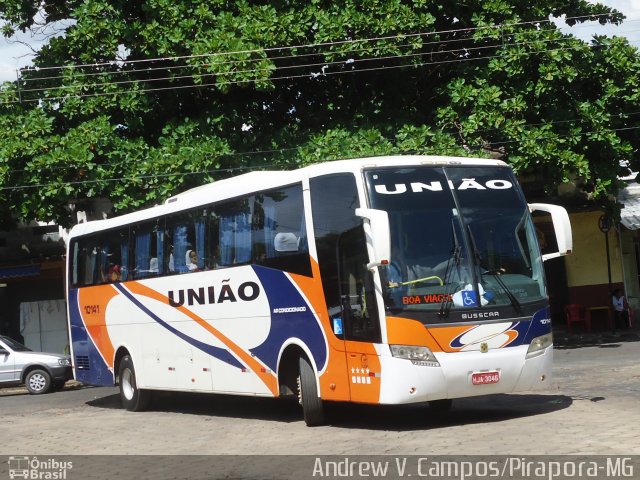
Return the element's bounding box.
[365,165,545,321]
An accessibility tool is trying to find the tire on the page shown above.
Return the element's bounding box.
[119,355,151,412]
[297,356,325,426]
[25,369,52,394]
[429,399,453,412]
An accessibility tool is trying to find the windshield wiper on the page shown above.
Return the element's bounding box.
[467,224,522,314]
[483,269,522,314]
[439,221,462,319]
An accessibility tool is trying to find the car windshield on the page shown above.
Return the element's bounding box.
[0,335,31,352]
[365,165,545,322]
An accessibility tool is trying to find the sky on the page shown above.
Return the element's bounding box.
[1,1,640,83]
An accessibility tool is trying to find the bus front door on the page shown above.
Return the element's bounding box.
[338,226,383,404]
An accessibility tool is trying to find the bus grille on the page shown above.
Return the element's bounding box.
[75,355,90,370]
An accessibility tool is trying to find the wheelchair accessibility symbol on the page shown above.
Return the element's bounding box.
[462,291,478,307]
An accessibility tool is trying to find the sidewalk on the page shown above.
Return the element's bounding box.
[553,318,640,348]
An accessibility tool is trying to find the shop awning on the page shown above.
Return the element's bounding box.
[0,264,41,279]
[618,181,640,230]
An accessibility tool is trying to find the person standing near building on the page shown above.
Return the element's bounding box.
[612,288,630,329]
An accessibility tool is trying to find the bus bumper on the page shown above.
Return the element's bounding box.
[377,344,553,405]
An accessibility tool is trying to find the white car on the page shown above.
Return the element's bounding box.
[0,335,72,394]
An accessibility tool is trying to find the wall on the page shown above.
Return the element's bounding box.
[564,211,623,307]
[618,227,640,310]
[0,261,65,342]
[20,299,67,353]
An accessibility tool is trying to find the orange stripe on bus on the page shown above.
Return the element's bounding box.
[124,281,279,396]
[289,259,351,402]
[78,286,119,368]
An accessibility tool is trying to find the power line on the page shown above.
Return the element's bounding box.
[17,16,630,92]
[0,163,282,192]
[18,18,600,86]
[3,38,627,106]
[2,124,639,192]
[16,28,600,95]
[1,14,632,105]
[19,13,618,75]
[4,105,640,176]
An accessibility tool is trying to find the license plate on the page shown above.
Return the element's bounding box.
[471,371,500,385]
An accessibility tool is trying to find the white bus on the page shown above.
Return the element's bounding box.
[66,155,571,425]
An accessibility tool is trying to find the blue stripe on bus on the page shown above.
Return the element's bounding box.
[68,289,114,386]
[249,265,328,372]
[113,283,245,370]
[524,307,552,341]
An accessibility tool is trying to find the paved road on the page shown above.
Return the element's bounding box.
[1,334,639,458]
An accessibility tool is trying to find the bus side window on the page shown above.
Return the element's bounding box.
[252,184,311,277]
[165,212,200,274]
[206,211,220,269]
[73,228,128,286]
[100,229,128,283]
[216,197,253,267]
[132,220,162,279]
[74,240,96,287]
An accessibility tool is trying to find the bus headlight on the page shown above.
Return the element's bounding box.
[526,333,553,358]
[390,345,440,366]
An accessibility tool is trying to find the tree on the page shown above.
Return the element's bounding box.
[1,0,638,226]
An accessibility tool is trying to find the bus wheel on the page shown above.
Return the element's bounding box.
[119,355,151,412]
[297,356,325,426]
[429,399,453,412]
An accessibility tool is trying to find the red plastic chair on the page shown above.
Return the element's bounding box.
[565,304,591,334]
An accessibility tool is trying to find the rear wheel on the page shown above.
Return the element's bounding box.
[25,369,51,394]
[297,356,325,426]
[119,355,151,411]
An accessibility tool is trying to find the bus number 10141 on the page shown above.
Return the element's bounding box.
[83,305,100,315]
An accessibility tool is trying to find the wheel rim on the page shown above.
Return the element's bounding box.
[28,373,46,392]
[121,368,135,400]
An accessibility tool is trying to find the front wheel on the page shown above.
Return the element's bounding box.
[119,355,151,411]
[297,356,325,426]
[25,369,52,394]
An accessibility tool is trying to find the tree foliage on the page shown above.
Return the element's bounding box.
[1,0,638,225]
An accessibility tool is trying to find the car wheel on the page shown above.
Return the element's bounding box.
[297,356,325,426]
[25,369,52,394]
[119,355,151,411]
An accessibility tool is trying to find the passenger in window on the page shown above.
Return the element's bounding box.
[108,265,122,282]
[169,245,175,272]
[186,250,199,271]
[149,257,158,274]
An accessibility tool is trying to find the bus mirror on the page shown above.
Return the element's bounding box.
[355,208,391,270]
[529,203,573,261]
